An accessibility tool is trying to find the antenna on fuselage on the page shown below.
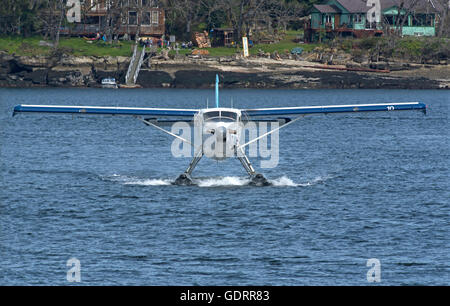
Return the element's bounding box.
[206,98,209,109]
[215,74,219,108]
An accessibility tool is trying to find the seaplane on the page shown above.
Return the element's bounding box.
[13,75,427,186]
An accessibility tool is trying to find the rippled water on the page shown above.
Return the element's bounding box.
[0,88,448,285]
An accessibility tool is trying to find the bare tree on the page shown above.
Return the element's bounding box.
[394,0,421,36]
[434,0,449,36]
[219,0,267,43]
[265,0,308,32]
[165,0,205,38]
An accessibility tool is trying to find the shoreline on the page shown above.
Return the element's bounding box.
[1,53,449,90]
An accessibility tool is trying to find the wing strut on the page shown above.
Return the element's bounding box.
[238,115,304,150]
[136,116,193,147]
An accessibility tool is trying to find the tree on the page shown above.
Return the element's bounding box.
[0,0,43,36]
[160,0,207,40]
[435,0,449,37]
[394,0,421,36]
[265,0,308,31]
[219,0,267,43]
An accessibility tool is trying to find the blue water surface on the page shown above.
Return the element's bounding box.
[0,88,448,285]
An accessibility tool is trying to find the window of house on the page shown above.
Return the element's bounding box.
[412,14,433,26]
[384,15,395,26]
[354,14,362,23]
[142,11,151,25]
[128,11,137,25]
[152,11,159,24]
[325,14,332,23]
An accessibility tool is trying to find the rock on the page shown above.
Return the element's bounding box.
[137,70,173,87]
[39,41,54,47]
[0,52,446,89]
[30,69,48,84]
[369,61,388,70]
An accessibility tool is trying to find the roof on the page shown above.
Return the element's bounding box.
[313,4,341,13]
[315,0,444,14]
[334,0,398,13]
[335,0,371,13]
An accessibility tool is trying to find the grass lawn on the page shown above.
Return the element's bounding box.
[0,31,322,58]
[0,36,52,56]
[0,35,134,57]
[251,30,320,55]
[169,30,322,57]
[58,38,134,57]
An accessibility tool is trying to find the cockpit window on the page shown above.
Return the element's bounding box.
[203,111,239,121]
[221,111,237,120]
[203,111,220,120]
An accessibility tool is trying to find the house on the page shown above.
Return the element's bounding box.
[61,0,165,39]
[305,0,443,42]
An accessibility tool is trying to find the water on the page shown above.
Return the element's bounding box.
[0,88,448,285]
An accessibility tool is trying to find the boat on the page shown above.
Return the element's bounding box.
[101,77,118,89]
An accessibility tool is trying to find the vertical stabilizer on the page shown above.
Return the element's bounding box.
[215,74,219,108]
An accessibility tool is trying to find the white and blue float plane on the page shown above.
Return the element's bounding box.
[13,75,427,186]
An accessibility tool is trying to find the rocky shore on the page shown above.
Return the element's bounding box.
[1,51,448,89]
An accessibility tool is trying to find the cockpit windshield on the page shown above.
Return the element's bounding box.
[203,111,220,120]
[221,111,237,120]
[203,110,238,121]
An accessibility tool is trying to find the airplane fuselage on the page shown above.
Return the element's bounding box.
[196,108,242,161]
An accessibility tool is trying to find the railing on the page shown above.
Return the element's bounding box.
[125,44,146,85]
[132,45,146,84]
[125,44,138,85]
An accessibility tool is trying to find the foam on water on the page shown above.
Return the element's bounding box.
[105,174,332,188]
[196,176,251,187]
[125,178,172,186]
[103,174,172,186]
[270,176,299,187]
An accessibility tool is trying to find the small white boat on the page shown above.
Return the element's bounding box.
[101,77,118,89]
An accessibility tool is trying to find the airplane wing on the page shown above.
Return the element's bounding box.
[12,104,198,117]
[242,102,427,117]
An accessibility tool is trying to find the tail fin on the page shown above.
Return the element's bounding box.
[215,74,219,108]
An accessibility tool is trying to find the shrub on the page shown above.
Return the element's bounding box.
[357,37,378,50]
